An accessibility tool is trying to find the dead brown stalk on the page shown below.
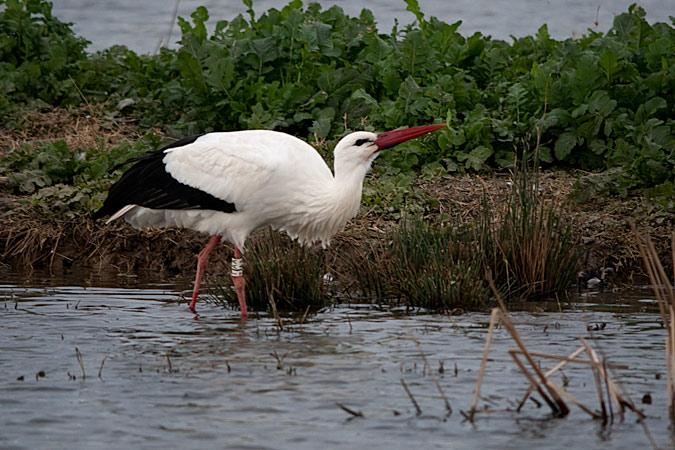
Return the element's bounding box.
[400,378,422,416]
[468,271,642,423]
[467,290,569,419]
[468,308,499,420]
[510,348,628,370]
[410,334,452,417]
[75,347,86,380]
[487,271,569,417]
[516,346,585,411]
[268,292,283,331]
[633,226,675,422]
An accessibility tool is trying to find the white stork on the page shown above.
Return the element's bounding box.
[93,124,445,318]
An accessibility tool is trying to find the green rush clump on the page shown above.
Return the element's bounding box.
[212,230,331,314]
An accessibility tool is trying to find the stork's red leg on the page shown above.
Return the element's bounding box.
[189,235,222,312]
[232,245,248,319]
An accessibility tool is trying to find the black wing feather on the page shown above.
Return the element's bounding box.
[93,134,237,220]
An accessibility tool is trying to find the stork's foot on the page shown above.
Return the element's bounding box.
[233,275,247,319]
[189,301,200,319]
[188,235,222,315]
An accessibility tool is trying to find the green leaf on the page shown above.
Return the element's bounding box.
[443,158,459,172]
[599,51,618,81]
[243,0,255,23]
[400,30,428,74]
[309,107,336,138]
[203,56,236,91]
[398,76,430,116]
[539,108,571,130]
[538,146,553,164]
[554,132,577,161]
[178,6,209,43]
[587,90,616,116]
[300,22,340,57]
[177,51,206,92]
[459,146,492,171]
[247,37,278,74]
[350,88,378,107]
[404,0,425,23]
[640,96,667,116]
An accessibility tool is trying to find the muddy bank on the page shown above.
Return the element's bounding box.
[1,170,671,290]
[1,108,671,290]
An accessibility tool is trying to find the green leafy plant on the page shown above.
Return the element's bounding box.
[0,0,90,116]
[1,0,674,215]
[0,136,158,217]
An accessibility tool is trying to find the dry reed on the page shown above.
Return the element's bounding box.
[466,270,643,426]
[633,226,675,422]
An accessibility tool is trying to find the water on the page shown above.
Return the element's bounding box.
[49,0,675,53]
[1,273,673,449]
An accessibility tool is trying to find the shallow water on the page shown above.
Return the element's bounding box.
[1,275,673,449]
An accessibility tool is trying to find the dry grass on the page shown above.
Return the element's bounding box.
[633,227,675,422]
[424,172,673,285]
[478,165,580,300]
[0,105,142,153]
[465,272,653,446]
[341,165,580,311]
[0,210,220,283]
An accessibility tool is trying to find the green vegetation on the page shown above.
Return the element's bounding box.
[0,135,164,218]
[0,0,89,115]
[1,0,674,215]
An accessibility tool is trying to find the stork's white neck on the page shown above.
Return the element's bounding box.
[278,160,369,247]
[329,162,369,220]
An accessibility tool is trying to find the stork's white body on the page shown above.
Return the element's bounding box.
[96,124,445,318]
[111,131,367,250]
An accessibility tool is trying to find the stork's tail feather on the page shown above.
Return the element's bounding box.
[92,204,136,223]
[105,205,137,223]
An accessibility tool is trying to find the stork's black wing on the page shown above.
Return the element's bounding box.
[93,135,237,220]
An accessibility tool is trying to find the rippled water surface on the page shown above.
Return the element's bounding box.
[1,274,673,449]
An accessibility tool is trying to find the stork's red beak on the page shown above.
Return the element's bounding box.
[374,124,446,151]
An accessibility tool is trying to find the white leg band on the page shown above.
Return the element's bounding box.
[231,257,244,277]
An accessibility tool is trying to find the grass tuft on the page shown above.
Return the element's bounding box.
[213,230,330,314]
[343,219,488,311]
[479,161,581,301]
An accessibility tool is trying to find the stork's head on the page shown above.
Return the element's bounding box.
[333,124,445,176]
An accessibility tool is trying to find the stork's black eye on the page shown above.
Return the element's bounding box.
[355,138,371,146]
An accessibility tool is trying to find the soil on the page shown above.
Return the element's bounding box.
[1,108,672,290]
